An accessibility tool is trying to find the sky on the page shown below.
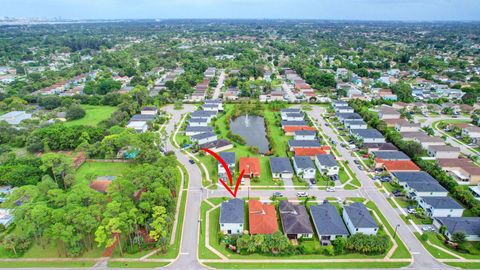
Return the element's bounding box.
[1,0,480,21]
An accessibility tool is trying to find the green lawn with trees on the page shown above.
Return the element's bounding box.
[64,105,117,127]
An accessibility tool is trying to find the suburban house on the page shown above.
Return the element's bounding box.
[332,100,349,108]
[437,158,480,185]
[294,130,317,140]
[199,139,233,153]
[293,156,316,179]
[202,104,220,112]
[282,112,304,121]
[279,201,314,239]
[395,122,421,132]
[363,143,398,153]
[185,126,213,136]
[392,102,410,110]
[280,108,302,118]
[248,200,278,235]
[433,217,480,241]
[219,198,244,235]
[190,110,216,120]
[315,154,339,176]
[344,119,367,129]
[190,132,217,145]
[294,147,330,158]
[383,118,409,128]
[0,111,32,125]
[335,106,354,113]
[283,126,316,136]
[141,106,158,115]
[0,209,13,227]
[126,121,148,133]
[400,131,429,141]
[130,114,156,123]
[188,117,209,127]
[462,126,480,144]
[377,106,401,120]
[414,136,445,150]
[336,113,362,123]
[393,172,448,199]
[281,120,309,128]
[269,157,294,180]
[288,140,321,151]
[372,151,410,161]
[428,145,460,159]
[374,159,420,173]
[310,202,349,245]
[218,152,236,181]
[239,157,261,179]
[418,197,464,218]
[350,129,386,144]
[343,203,378,235]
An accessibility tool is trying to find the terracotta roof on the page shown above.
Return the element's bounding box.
[294,147,330,156]
[248,200,278,234]
[283,126,316,133]
[89,180,112,193]
[239,157,261,176]
[375,158,420,172]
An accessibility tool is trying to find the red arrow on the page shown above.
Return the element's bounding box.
[201,148,245,198]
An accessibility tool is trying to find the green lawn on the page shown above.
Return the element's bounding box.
[445,262,480,269]
[422,232,480,259]
[64,105,117,127]
[0,261,96,268]
[107,261,169,268]
[199,199,400,261]
[205,262,410,269]
[75,161,136,186]
[414,232,456,259]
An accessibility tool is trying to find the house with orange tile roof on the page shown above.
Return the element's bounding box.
[283,126,316,136]
[374,158,420,173]
[239,157,261,179]
[294,147,330,158]
[248,200,278,235]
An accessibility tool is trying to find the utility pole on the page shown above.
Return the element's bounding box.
[394,224,400,239]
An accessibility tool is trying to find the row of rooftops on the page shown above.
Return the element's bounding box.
[220,199,378,236]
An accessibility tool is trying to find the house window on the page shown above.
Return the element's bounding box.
[356,228,358,232]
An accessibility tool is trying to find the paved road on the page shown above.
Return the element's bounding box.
[309,106,451,270]
[281,81,296,102]
[413,115,477,157]
[212,69,225,100]
[163,104,206,270]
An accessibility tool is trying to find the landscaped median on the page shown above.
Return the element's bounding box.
[198,197,411,269]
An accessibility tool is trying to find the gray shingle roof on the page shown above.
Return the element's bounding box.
[279,201,313,235]
[344,203,378,229]
[285,112,304,118]
[435,217,480,236]
[407,181,447,193]
[220,198,244,224]
[130,114,155,122]
[351,129,385,139]
[293,156,315,169]
[191,132,216,140]
[310,203,349,236]
[363,143,398,151]
[219,152,236,165]
[281,120,308,126]
[294,130,317,136]
[288,140,321,148]
[189,117,208,123]
[421,197,464,210]
[269,157,293,173]
[336,113,362,120]
[185,126,213,133]
[393,171,437,184]
[316,154,338,167]
[281,108,301,114]
[190,110,217,118]
[372,151,410,160]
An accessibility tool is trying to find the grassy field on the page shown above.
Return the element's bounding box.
[0,261,97,268]
[414,232,456,259]
[75,161,136,186]
[64,105,117,127]
[107,261,169,268]
[445,262,480,269]
[205,262,411,269]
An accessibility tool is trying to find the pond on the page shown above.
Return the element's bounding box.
[230,115,270,154]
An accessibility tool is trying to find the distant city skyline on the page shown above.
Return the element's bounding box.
[1,0,480,21]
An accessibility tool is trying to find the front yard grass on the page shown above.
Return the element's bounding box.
[414,232,456,259]
[0,261,97,268]
[107,261,169,268]
[204,262,410,269]
[64,105,116,127]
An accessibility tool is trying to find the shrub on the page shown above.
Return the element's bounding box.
[66,105,86,120]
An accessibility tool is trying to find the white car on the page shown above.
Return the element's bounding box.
[296,191,309,198]
[336,197,343,204]
[326,187,336,192]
